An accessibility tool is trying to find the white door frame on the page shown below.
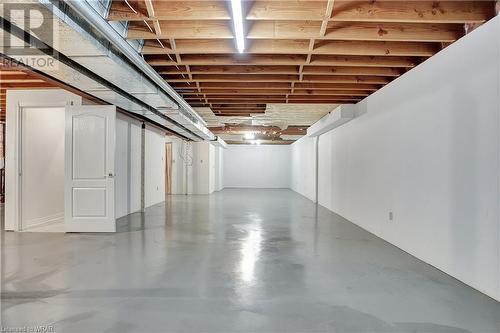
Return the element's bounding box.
[4,90,81,231]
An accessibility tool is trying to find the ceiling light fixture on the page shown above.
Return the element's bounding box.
[230,0,245,53]
[244,132,255,140]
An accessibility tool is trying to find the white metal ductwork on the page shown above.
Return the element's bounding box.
[307,105,356,137]
[210,137,228,149]
[0,0,214,141]
[61,0,212,137]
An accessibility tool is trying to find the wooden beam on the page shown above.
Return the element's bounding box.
[289,90,371,96]
[246,1,492,23]
[211,104,265,108]
[293,82,381,90]
[136,20,464,42]
[143,0,162,35]
[160,65,400,76]
[212,110,266,114]
[188,95,291,100]
[301,66,401,76]
[147,54,419,68]
[322,22,463,42]
[331,1,494,24]
[188,90,371,97]
[287,95,362,101]
[207,100,287,104]
[212,107,266,111]
[286,99,360,104]
[173,82,381,91]
[209,102,283,106]
[181,82,295,90]
[108,1,230,21]
[301,75,391,84]
[128,20,233,39]
[185,89,291,95]
[309,55,419,68]
[146,54,308,66]
[0,82,56,89]
[165,74,300,82]
[142,39,438,56]
[165,74,390,84]
[144,0,155,18]
[247,1,327,20]
[158,65,300,75]
[320,0,335,37]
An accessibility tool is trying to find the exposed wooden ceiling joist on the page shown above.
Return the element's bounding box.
[146,54,420,68]
[129,21,463,43]
[105,0,497,144]
[142,39,438,56]
[247,1,492,23]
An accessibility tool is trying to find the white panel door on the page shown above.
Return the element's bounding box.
[65,105,116,232]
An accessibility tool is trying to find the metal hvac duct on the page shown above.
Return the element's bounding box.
[0,0,215,141]
[61,0,209,130]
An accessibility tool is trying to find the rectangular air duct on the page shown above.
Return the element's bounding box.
[307,105,356,137]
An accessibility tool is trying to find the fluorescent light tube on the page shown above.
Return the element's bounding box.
[244,132,255,140]
[230,0,245,53]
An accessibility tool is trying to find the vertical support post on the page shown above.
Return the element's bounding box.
[141,122,145,212]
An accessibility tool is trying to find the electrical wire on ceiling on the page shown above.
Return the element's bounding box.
[124,0,188,83]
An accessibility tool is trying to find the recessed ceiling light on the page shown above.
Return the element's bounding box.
[230,0,245,53]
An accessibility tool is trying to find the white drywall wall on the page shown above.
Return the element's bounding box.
[166,136,187,195]
[188,141,213,194]
[115,113,142,218]
[214,145,224,191]
[145,125,166,207]
[293,18,500,301]
[218,147,224,191]
[291,136,316,202]
[209,144,216,194]
[224,145,291,188]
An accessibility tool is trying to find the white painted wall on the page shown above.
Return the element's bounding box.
[208,144,216,194]
[291,136,316,202]
[293,18,500,301]
[115,113,142,218]
[214,145,224,191]
[224,145,290,188]
[5,90,82,231]
[171,141,224,195]
[145,125,166,207]
[166,136,187,195]
[189,141,212,194]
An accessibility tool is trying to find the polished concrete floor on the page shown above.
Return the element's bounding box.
[1,189,499,332]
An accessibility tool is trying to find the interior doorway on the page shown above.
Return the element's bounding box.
[165,143,172,195]
[20,106,65,232]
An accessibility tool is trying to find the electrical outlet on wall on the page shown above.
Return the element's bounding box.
[389,211,394,221]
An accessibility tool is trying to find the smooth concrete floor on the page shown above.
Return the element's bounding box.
[1,189,499,333]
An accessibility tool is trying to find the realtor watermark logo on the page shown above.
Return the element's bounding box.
[1,2,58,70]
[0,326,55,332]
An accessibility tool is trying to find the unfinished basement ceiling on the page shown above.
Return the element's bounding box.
[0,61,59,121]
[107,0,496,143]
